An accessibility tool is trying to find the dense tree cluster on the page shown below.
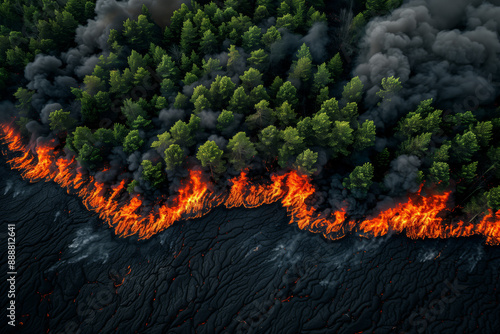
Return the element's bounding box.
[3,0,500,217]
[0,0,97,93]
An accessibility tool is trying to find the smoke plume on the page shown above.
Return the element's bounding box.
[354,0,500,128]
[78,0,186,51]
[3,0,499,236]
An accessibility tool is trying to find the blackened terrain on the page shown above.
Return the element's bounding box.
[0,155,499,334]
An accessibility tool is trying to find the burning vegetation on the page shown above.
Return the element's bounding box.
[1,0,500,245]
[2,123,499,244]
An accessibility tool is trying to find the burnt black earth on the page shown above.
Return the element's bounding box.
[0,154,499,334]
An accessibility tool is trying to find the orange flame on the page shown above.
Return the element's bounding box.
[1,123,24,152]
[1,123,499,244]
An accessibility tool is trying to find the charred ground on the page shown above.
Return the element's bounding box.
[1,155,499,334]
[1,0,500,332]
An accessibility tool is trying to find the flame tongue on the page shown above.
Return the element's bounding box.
[1,123,499,244]
[359,189,450,238]
[1,123,24,152]
[226,171,285,209]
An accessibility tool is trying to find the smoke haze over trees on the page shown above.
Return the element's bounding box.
[0,0,499,236]
[1,2,500,333]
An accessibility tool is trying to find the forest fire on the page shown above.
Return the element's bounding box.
[358,186,451,238]
[1,123,499,244]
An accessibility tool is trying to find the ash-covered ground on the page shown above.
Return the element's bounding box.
[0,155,499,334]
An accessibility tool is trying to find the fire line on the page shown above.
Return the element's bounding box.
[1,123,499,245]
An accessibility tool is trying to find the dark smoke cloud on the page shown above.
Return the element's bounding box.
[354,0,500,129]
[25,55,64,80]
[25,120,46,139]
[40,103,63,125]
[383,154,421,196]
[199,110,221,131]
[74,55,101,77]
[24,55,78,112]
[77,0,186,51]
[324,0,500,218]
[20,0,185,119]
[270,22,330,66]
[2,0,187,192]
[127,151,142,171]
[159,108,186,129]
[132,0,187,27]
[207,134,227,150]
[8,0,497,224]
[328,173,377,217]
[301,22,329,61]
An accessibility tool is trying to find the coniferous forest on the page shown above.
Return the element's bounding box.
[1,1,500,333]
[1,0,500,239]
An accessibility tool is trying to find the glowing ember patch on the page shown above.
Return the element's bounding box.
[1,123,499,244]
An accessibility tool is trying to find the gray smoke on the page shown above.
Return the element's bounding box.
[383,154,421,196]
[127,151,143,171]
[207,134,228,150]
[199,110,221,131]
[270,22,330,66]
[325,0,500,220]
[40,103,63,124]
[23,0,185,117]
[159,108,186,129]
[77,0,186,51]
[75,55,101,77]
[354,0,500,128]
[24,55,78,112]
[301,22,329,61]
[25,120,46,138]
